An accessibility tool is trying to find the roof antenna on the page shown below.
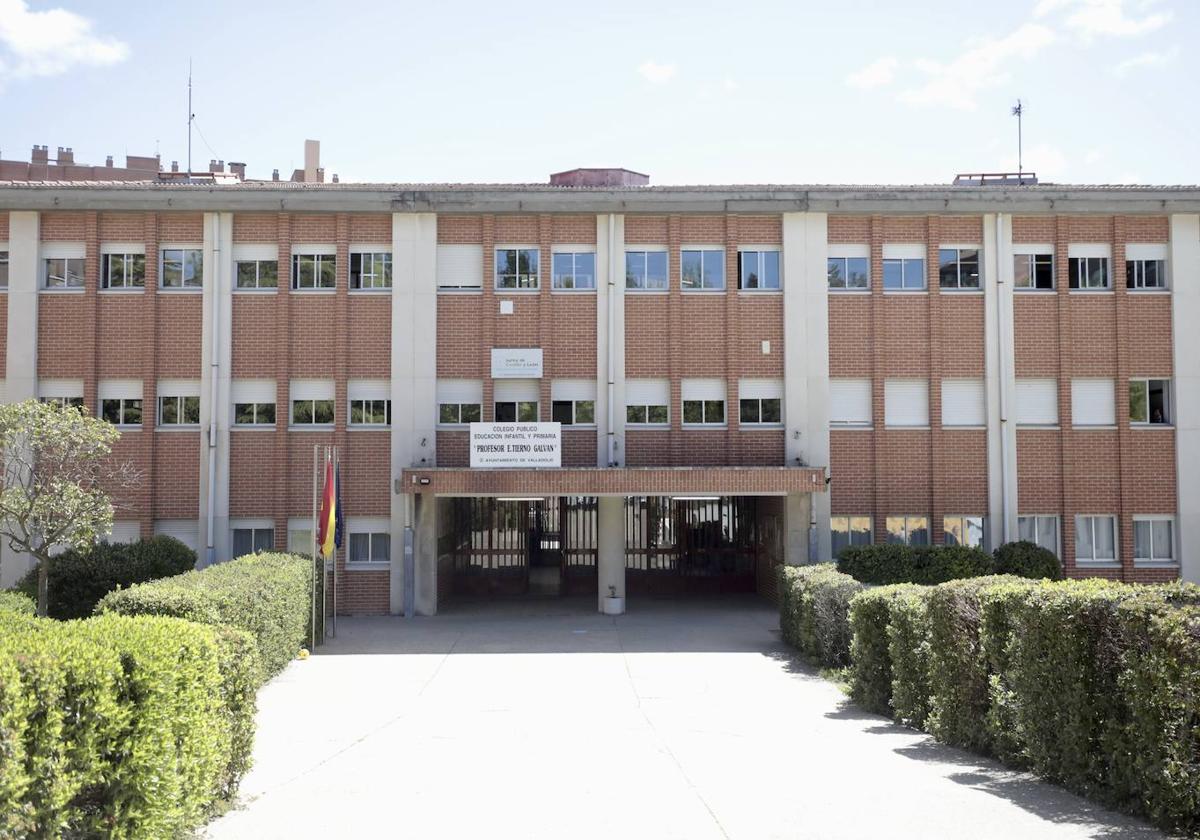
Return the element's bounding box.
[1011,99,1024,181]
[187,60,194,179]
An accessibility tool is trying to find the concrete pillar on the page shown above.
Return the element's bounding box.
[390,213,437,613]
[595,214,626,466]
[783,492,812,566]
[984,213,1018,550]
[1170,215,1200,583]
[413,493,438,615]
[597,496,625,611]
[198,211,233,566]
[1,211,39,588]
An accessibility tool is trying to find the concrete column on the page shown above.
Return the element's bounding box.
[412,493,438,615]
[983,213,1018,549]
[390,213,438,613]
[596,496,625,611]
[596,214,626,466]
[198,211,233,566]
[1170,214,1200,583]
[783,492,813,566]
[782,212,830,561]
[1,211,39,588]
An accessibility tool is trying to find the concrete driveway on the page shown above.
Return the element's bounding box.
[203,597,1161,840]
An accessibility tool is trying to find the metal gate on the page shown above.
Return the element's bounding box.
[624,496,758,595]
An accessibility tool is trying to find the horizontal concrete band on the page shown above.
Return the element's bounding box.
[3,184,1200,214]
[400,466,828,496]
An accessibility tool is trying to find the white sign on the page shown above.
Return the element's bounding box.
[470,422,561,468]
[491,348,543,379]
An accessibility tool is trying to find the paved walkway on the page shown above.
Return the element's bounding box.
[204,598,1161,840]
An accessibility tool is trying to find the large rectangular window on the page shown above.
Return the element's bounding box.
[44,257,85,288]
[102,253,145,289]
[1018,515,1059,555]
[349,531,391,565]
[1129,378,1170,425]
[680,249,724,290]
[495,401,538,422]
[886,515,929,545]
[1068,256,1110,290]
[495,248,539,289]
[0,250,8,288]
[552,252,596,290]
[102,398,142,426]
[739,397,781,425]
[1014,253,1054,290]
[1071,379,1116,427]
[236,260,278,289]
[350,252,392,289]
[292,253,336,290]
[234,402,275,426]
[827,256,869,290]
[439,402,482,424]
[625,379,669,425]
[161,249,203,289]
[830,379,872,426]
[1126,258,1166,290]
[232,526,274,556]
[738,250,780,290]
[1075,515,1117,563]
[292,399,334,426]
[938,248,980,290]
[831,515,872,556]
[158,395,200,426]
[625,250,668,290]
[943,515,985,548]
[1133,517,1174,564]
[552,399,595,425]
[349,399,391,426]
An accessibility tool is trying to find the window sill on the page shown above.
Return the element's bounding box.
[494,288,541,294]
[942,425,987,430]
[437,287,483,294]
[233,288,278,295]
[156,425,201,432]
[1127,289,1170,295]
[349,288,392,295]
[830,424,874,430]
[1131,423,1174,430]
[550,288,597,294]
[288,425,335,431]
[625,424,670,429]
[1073,425,1118,431]
[884,425,931,430]
[349,424,390,431]
[938,288,983,295]
[99,288,145,295]
[110,425,143,431]
[559,424,598,430]
[290,289,336,295]
[345,562,391,572]
[436,424,473,431]
[828,288,871,295]
[740,423,785,430]
[737,289,782,296]
[158,288,203,294]
[1016,424,1061,430]
[1014,288,1057,294]
[233,425,277,431]
[882,289,928,295]
[1075,560,1121,568]
[40,287,85,294]
[1067,289,1114,295]
[681,289,727,295]
[624,288,670,295]
[1132,560,1179,568]
[682,424,727,429]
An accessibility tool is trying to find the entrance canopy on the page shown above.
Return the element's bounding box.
[399,466,827,497]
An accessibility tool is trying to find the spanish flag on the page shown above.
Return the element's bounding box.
[317,460,337,558]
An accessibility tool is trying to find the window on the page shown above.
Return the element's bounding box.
[1018,515,1060,555]
[44,257,84,288]
[1071,379,1116,427]
[683,400,724,424]
[349,399,391,426]
[827,256,869,290]
[626,379,670,425]
[292,253,335,290]
[1016,379,1059,425]
[1068,256,1110,290]
[292,399,334,425]
[551,252,595,290]
[886,515,929,545]
[552,400,595,425]
[159,395,200,426]
[680,249,724,290]
[830,379,871,426]
[884,379,929,427]
[1129,378,1170,425]
[882,258,925,290]
[232,526,274,556]
[41,396,84,410]
[350,252,392,289]
[236,260,278,289]
[1133,517,1174,564]
[102,398,142,426]
[495,401,538,422]
[349,531,391,565]
[626,403,668,424]
[0,250,8,288]
[831,515,872,556]
[739,398,781,425]
[943,515,985,548]
[738,250,780,290]
[161,249,202,289]
[938,248,980,290]
[437,244,483,290]
[625,250,668,290]
[101,253,145,289]
[1014,253,1054,290]
[235,402,275,426]
[495,248,539,289]
[287,521,313,555]
[941,379,985,427]
[1126,259,1166,290]
[439,402,482,424]
[1075,515,1116,563]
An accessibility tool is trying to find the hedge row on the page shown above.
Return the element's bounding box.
[16,535,196,619]
[0,590,34,616]
[97,552,320,682]
[777,564,863,667]
[837,541,1061,585]
[843,578,1200,834]
[0,611,258,838]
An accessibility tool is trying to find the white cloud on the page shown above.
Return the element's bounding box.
[1113,44,1178,75]
[1034,0,1172,39]
[900,23,1055,111]
[846,56,898,90]
[637,60,677,84]
[0,0,128,85]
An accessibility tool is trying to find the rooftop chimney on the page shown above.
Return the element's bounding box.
[105,155,113,168]
[171,161,179,173]
[549,167,649,187]
[272,168,280,182]
[228,161,246,180]
[209,159,223,173]
[56,146,74,165]
[332,173,339,183]
[304,139,319,183]
[316,166,325,183]
[31,145,48,164]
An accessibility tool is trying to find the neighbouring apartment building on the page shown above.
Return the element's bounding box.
[0,163,1197,615]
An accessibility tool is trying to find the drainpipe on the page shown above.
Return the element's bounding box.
[205,214,221,566]
[606,213,616,466]
[995,213,1009,545]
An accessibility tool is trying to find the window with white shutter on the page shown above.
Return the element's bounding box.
[940,379,985,427]
[437,244,483,289]
[1071,379,1116,427]
[830,379,872,426]
[884,379,929,427]
[1016,379,1058,425]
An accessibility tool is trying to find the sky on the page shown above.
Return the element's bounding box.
[0,0,1196,185]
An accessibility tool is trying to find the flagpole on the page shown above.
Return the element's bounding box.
[311,444,318,650]
[332,446,339,639]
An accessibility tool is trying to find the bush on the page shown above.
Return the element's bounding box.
[0,591,34,616]
[837,544,994,585]
[993,541,1063,580]
[0,611,258,837]
[98,551,317,681]
[887,585,935,729]
[848,584,920,716]
[978,578,1046,764]
[16,536,196,619]
[777,564,863,667]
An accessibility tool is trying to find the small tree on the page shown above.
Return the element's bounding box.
[0,400,140,616]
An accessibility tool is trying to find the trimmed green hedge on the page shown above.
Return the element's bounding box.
[16,535,196,619]
[837,544,994,585]
[993,540,1063,580]
[886,585,934,729]
[0,591,34,616]
[98,552,318,682]
[777,564,863,667]
[0,612,258,837]
[848,584,921,716]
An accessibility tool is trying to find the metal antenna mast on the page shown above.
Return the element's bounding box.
[187,60,194,178]
[1012,99,1024,178]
